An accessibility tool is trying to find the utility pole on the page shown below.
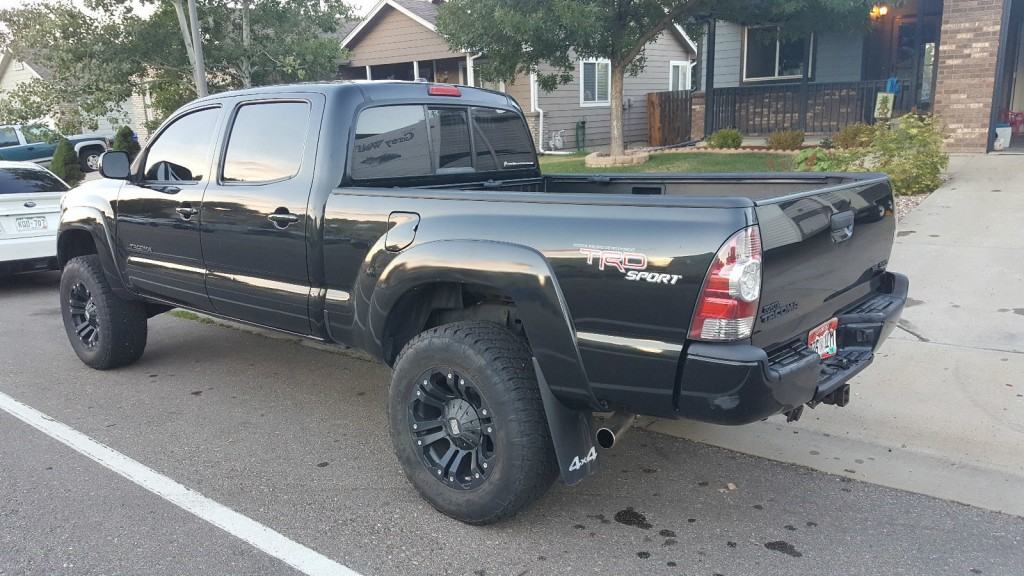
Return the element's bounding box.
[187,0,209,97]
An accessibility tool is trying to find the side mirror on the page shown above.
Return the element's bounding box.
[99,151,131,180]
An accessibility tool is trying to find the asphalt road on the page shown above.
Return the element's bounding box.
[2,271,1022,576]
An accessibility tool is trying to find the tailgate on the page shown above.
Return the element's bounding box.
[751,177,896,352]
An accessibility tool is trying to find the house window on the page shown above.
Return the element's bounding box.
[580,59,611,106]
[743,26,813,82]
[669,61,692,91]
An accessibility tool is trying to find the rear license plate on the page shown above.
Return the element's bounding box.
[808,318,839,359]
[16,216,48,232]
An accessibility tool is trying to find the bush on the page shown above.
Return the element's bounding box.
[872,114,948,196]
[766,130,805,150]
[112,126,141,160]
[833,122,875,149]
[50,137,84,186]
[795,114,948,196]
[707,128,743,149]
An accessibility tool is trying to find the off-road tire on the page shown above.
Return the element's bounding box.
[60,255,148,369]
[389,321,558,524]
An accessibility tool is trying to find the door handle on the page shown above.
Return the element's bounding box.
[176,205,198,219]
[268,209,299,228]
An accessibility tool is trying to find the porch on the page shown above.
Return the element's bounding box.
[339,56,476,85]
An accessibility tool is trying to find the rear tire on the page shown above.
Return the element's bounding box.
[60,255,148,369]
[79,146,104,172]
[388,321,558,524]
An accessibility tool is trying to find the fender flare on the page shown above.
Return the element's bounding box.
[58,205,132,298]
[362,239,600,484]
[73,140,107,156]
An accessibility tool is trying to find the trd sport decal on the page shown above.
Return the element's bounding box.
[575,244,682,285]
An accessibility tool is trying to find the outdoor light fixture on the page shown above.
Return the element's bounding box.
[870,4,890,19]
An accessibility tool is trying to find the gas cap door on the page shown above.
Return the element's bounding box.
[385,212,420,252]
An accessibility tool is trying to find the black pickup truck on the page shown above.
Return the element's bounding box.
[57,81,907,524]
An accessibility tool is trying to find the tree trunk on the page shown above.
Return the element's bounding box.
[241,0,252,88]
[172,0,197,72]
[187,0,209,97]
[609,60,626,157]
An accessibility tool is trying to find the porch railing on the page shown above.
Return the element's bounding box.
[710,79,914,136]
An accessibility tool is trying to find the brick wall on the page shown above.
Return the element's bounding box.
[933,0,1007,153]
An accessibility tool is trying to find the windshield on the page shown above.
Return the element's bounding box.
[0,167,69,193]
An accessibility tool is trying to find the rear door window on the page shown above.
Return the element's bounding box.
[471,107,536,171]
[0,167,69,193]
[352,105,430,180]
[222,101,310,183]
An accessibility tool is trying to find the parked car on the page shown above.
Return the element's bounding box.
[0,161,69,276]
[0,124,109,172]
[56,81,908,524]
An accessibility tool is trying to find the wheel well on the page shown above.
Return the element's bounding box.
[78,144,105,156]
[58,229,97,268]
[383,282,525,365]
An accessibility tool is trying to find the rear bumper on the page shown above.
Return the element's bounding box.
[0,235,58,275]
[675,272,908,425]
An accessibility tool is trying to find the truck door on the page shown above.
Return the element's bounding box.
[199,96,323,335]
[115,105,223,310]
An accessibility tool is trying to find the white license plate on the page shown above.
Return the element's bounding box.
[16,216,48,232]
[808,318,839,359]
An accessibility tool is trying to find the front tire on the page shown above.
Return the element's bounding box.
[60,255,148,369]
[389,321,558,524]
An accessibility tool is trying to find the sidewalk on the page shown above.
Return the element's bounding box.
[647,155,1024,515]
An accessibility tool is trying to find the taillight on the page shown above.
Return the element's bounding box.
[688,226,762,341]
[428,85,461,97]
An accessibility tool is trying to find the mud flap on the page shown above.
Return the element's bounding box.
[533,358,597,485]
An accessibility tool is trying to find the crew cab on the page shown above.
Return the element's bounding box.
[0,124,109,172]
[56,81,908,524]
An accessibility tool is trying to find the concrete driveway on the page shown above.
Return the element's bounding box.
[2,272,1022,576]
[649,154,1024,516]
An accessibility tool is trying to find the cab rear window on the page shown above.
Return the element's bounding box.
[0,167,69,193]
[351,104,536,182]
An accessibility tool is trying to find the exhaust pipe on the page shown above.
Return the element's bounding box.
[595,412,636,449]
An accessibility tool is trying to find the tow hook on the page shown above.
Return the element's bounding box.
[595,412,636,449]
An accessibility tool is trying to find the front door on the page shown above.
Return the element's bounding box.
[116,106,223,309]
[200,96,322,334]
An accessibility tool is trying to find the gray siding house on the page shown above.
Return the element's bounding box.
[338,0,697,151]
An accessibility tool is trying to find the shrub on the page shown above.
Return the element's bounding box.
[112,126,141,160]
[766,130,805,150]
[50,137,84,185]
[795,114,948,196]
[707,128,743,149]
[872,114,948,196]
[833,122,874,149]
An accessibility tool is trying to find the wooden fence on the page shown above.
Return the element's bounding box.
[647,91,693,146]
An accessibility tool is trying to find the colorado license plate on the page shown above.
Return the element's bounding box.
[808,318,838,359]
[16,216,48,232]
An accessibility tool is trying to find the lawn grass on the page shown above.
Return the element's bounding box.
[539,151,796,174]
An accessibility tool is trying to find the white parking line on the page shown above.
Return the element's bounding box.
[0,390,363,576]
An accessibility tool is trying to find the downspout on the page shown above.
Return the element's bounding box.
[466,52,483,86]
[530,72,574,155]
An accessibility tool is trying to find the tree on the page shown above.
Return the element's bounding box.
[436,0,873,157]
[112,126,142,160]
[51,137,84,185]
[0,0,353,132]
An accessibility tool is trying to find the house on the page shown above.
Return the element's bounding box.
[337,0,698,151]
[0,53,154,141]
[695,0,1024,153]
